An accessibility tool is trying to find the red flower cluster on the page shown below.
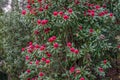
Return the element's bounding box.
[117,45,120,48]
[74,0,80,5]
[70,48,79,54]
[89,28,94,33]
[53,42,59,48]
[103,59,107,64]
[34,30,39,35]
[98,67,104,72]
[25,56,30,61]
[45,59,50,64]
[35,60,40,65]
[38,0,42,3]
[67,42,72,48]
[70,66,75,73]
[80,77,85,80]
[26,69,31,74]
[21,10,26,15]
[53,11,58,16]
[59,11,64,16]
[67,42,79,54]
[95,5,101,10]
[37,19,48,26]
[88,10,95,17]
[98,11,108,17]
[68,8,73,14]
[79,25,83,30]
[40,45,46,51]
[52,9,72,20]
[48,36,56,42]
[44,27,51,33]
[63,15,69,20]
[39,72,44,77]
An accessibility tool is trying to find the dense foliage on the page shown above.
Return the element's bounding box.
[0,11,32,79]
[19,0,120,80]
[0,0,120,80]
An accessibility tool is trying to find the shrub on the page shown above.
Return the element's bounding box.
[19,0,120,80]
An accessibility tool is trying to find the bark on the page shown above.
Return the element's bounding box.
[8,74,11,80]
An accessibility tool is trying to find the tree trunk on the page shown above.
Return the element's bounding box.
[8,74,11,80]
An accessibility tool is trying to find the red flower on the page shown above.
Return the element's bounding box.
[37,19,41,25]
[80,77,85,80]
[29,42,33,45]
[27,49,33,53]
[41,20,48,25]
[70,66,75,73]
[34,30,39,35]
[90,11,95,17]
[79,26,82,30]
[30,8,36,15]
[29,45,34,49]
[47,53,51,58]
[98,67,104,72]
[59,11,64,16]
[102,4,106,8]
[95,5,100,10]
[35,60,40,65]
[109,13,113,17]
[44,27,51,33]
[53,42,59,48]
[32,78,35,80]
[63,15,69,20]
[44,5,49,10]
[117,45,120,48]
[84,11,87,16]
[27,0,31,3]
[46,59,50,64]
[25,56,30,61]
[26,4,31,9]
[39,7,43,12]
[74,49,79,54]
[48,36,56,42]
[39,72,44,77]
[89,4,94,7]
[52,36,56,40]
[40,46,45,51]
[35,44,40,49]
[70,47,75,53]
[98,12,105,17]
[29,61,32,64]
[53,11,58,16]
[21,48,25,51]
[68,8,73,14]
[103,59,107,64]
[48,38,54,42]
[41,57,46,61]
[88,10,95,17]
[74,0,80,5]
[67,42,72,48]
[31,0,34,4]
[89,28,94,33]
[26,69,31,73]
[27,78,30,80]
[38,0,42,3]
[21,10,26,15]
